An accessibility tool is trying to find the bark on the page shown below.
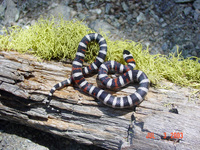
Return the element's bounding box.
[0,51,199,150]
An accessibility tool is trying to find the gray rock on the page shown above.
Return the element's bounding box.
[161,23,168,27]
[88,19,124,40]
[162,42,168,51]
[159,18,164,23]
[132,11,138,18]
[48,5,72,20]
[89,9,102,15]
[78,13,86,20]
[184,7,192,15]
[4,0,18,23]
[0,0,7,19]
[174,0,195,3]
[194,9,200,20]
[126,14,132,21]
[153,31,159,36]
[105,3,112,14]
[171,45,179,56]
[113,20,120,28]
[121,2,128,12]
[150,10,159,22]
[15,10,20,22]
[76,3,83,12]
[191,50,197,56]
[136,12,146,22]
[89,19,115,33]
[193,0,200,10]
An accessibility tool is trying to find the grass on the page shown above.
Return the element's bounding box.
[0,16,199,89]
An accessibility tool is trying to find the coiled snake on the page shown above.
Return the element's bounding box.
[47,33,149,108]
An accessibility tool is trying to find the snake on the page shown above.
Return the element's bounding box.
[47,33,149,108]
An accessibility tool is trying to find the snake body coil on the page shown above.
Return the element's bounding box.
[48,33,149,108]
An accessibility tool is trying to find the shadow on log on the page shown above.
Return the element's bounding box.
[0,51,200,150]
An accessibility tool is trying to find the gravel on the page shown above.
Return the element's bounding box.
[1,0,200,58]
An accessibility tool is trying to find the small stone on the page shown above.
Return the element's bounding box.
[70,10,77,18]
[132,12,138,18]
[150,10,159,22]
[110,8,114,14]
[193,0,200,10]
[126,14,132,21]
[161,23,168,27]
[194,9,200,20]
[159,18,164,23]
[89,8,102,15]
[0,0,7,19]
[191,50,197,56]
[184,7,192,16]
[50,2,58,8]
[113,20,120,28]
[105,3,112,14]
[89,19,120,39]
[87,14,97,21]
[15,10,20,22]
[76,3,83,12]
[162,42,168,51]
[171,45,179,56]
[121,2,128,12]
[136,12,146,22]
[78,13,86,20]
[154,31,159,36]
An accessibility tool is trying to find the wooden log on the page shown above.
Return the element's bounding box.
[0,51,200,150]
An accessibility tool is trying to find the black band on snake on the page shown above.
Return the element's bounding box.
[47,33,149,108]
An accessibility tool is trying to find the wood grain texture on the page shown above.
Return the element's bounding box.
[0,51,199,150]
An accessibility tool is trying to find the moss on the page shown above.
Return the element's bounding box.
[0,16,200,89]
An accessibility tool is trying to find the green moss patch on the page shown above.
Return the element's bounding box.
[0,16,199,89]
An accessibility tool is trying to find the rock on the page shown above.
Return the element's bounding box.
[162,42,168,51]
[78,13,86,20]
[4,0,18,23]
[159,18,164,23]
[191,50,197,56]
[150,10,159,22]
[183,7,192,15]
[193,0,200,10]
[174,0,195,3]
[153,31,159,36]
[136,12,146,22]
[15,10,20,22]
[105,3,112,14]
[89,19,123,39]
[194,9,200,20]
[161,23,168,27]
[70,10,77,18]
[126,14,132,21]
[171,45,179,56]
[113,19,120,28]
[132,11,138,18]
[48,5,72,20]
[121,2,129,12]
[89,9,102,15]
[0,0,7,20]
[76,3,83,12]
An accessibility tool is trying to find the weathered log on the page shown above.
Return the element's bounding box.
[0,51,199,150]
